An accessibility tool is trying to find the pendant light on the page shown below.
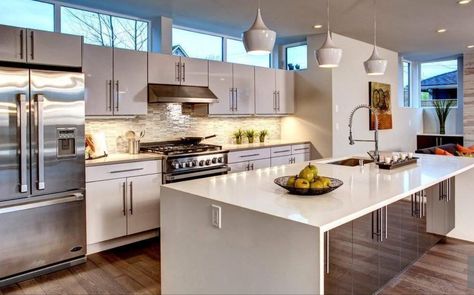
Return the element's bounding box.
[364,0,387,75]
[315,0,342,68]
[242,0,276,55]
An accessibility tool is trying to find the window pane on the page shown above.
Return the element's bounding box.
[420,60,458,107]
[0,0,54,31]
[286,44,307,70]
[61,6,148,51]
[226,39,270,67]
[172,28,222,61]
[403,61,411,107]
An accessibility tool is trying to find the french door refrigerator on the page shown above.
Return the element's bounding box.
[0,67,86,286]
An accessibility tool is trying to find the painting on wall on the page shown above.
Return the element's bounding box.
[369,82,392,130]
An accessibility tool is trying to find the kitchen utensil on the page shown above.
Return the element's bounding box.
[125,130,136,140]
[180,134,217,145]
[274,176,343,196]
[139,130,145,139]
[128,139,140,154]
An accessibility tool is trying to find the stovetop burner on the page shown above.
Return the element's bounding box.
[140,141,222,156]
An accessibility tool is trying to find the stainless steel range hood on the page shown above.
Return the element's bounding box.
[148,84,218,104]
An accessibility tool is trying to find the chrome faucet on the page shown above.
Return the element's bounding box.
[348,104,380,162]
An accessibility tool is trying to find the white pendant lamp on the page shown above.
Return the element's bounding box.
[364,0,387,75]
[315,0,342,68]
[242,1,276,55]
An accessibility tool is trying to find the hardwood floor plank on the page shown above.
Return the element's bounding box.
[16,279,46,295]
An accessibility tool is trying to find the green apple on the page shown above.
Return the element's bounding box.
[307,163,318,177]
[310,180,325,189]
[299,167,315,182]
[287,175,298,187]
[295,178,310,189]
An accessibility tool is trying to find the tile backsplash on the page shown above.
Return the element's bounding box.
[86,104,282,153]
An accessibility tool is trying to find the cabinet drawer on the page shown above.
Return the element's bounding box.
[228,148,270,163]
[271,145,292,157]
[86,160,161,182]
[292,143,310,155]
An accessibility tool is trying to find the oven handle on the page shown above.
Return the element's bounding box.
[165,166,230,182]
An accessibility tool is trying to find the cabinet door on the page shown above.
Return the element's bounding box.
[249,158,271,170]
[26,29,82,67]
[325,222,353,295]
[293,153,310,164]
[86,178,127,244]
[352,213,380,295]
[0,25,26,63]
[113,48,147,115]
[233,64,255,115]
[208,61,233,115]
[228,161,249,173]
[255,67,276,114]
[275,69,295,114]
[148,52,181,85]
[83,45,114,116]
[271,155,293,167]
[378,204,402,288]
[127,174,162,235]
[180,57,208,87]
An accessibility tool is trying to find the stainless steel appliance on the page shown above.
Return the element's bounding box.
[0,67,85,286]
[141,140,229,184]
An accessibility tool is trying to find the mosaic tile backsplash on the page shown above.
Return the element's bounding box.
[86,104,282,153]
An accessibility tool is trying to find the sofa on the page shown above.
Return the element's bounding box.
[415,143,458,155]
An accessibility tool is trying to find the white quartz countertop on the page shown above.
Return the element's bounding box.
[163,154,474,231]
[222,139,310,152]
[85,152,163,167]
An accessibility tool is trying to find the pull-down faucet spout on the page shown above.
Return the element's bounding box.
[348,104,380,162]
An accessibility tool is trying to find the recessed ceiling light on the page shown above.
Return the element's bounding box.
[313,24,323,29]
[468,45,474,49]
[458,0,471,4]
[437,28,447,33]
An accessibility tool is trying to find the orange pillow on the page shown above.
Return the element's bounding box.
[456,144,473,154]
[435,147,454,156]
[468,145,474,151]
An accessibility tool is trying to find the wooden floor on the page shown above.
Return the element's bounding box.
[1,237,474,294]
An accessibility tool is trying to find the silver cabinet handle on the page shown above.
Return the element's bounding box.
[182,62,186,82]
[277,91,281,111]
[229,88,234,111]
[234,88,238,111]
[385,206,388,239]
[19,30,24,60]
[109,168,144,174]
[250,163,254,170]
[273,150,291,154]
[240,153,260,158]
[129,181,134,215]
[17,94,28,193]
[326,231,330,274]
[115,80,120,112]
[175,62,180,82]
[30,31,35,60]
[107,80,113,112]
[0,193,84,215]
[122,182,126,216]
[35,94,45,190]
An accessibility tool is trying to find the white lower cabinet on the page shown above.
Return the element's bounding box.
[229,159,271,173]
[86,161,162,245]
[271,155,293,166]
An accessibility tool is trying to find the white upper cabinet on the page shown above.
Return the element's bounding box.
[26,29,82,67]
[255,67,277,114]
[84,45,147,116]
[275,69,295,114]
[148,53,181,85]
[113,48,148,116]
[0,25,26,63]
[180,57,209,87]
[83,45,113,116]
[208,61,233,115]
[148,53,208,87]
[232,64,255,115]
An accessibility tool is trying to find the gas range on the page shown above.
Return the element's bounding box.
[140,141,229,183]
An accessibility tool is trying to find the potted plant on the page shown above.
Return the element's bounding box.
[245,129,257,144]
[233,129,244,144]
[433,99,456,135]
[259,129,269,143]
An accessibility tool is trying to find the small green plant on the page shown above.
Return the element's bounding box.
[259,129,269,143]
[245,129,257,144]
[233,129,244,144]
[433,99,456,134]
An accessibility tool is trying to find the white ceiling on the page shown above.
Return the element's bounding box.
[60,0,474,61]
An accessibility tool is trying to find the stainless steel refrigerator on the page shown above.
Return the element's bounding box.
[0,67,86,286]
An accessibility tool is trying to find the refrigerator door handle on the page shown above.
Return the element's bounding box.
[17,94,28,193]
[35,94,45,190]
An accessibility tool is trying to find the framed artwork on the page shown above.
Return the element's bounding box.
[369,82,392,130]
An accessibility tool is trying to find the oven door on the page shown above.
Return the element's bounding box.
[164,166,230,184]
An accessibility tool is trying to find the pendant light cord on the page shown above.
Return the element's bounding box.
[327,0,330,33]
[373,0,377,47]
[258,0,261,10]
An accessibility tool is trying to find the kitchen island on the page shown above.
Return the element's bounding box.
[160,154,474,294]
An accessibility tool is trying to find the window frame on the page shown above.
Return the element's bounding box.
[283,41,308,71]
[402,60,412,107]
[419,58,459,109]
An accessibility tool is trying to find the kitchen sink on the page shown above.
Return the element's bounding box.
[327,158,374,167]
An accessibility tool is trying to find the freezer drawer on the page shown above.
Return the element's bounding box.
[0,192,86,279]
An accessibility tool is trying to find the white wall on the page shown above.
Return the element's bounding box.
[331,34,422,157]
[282,33,422,159]
[422,108,459,134]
